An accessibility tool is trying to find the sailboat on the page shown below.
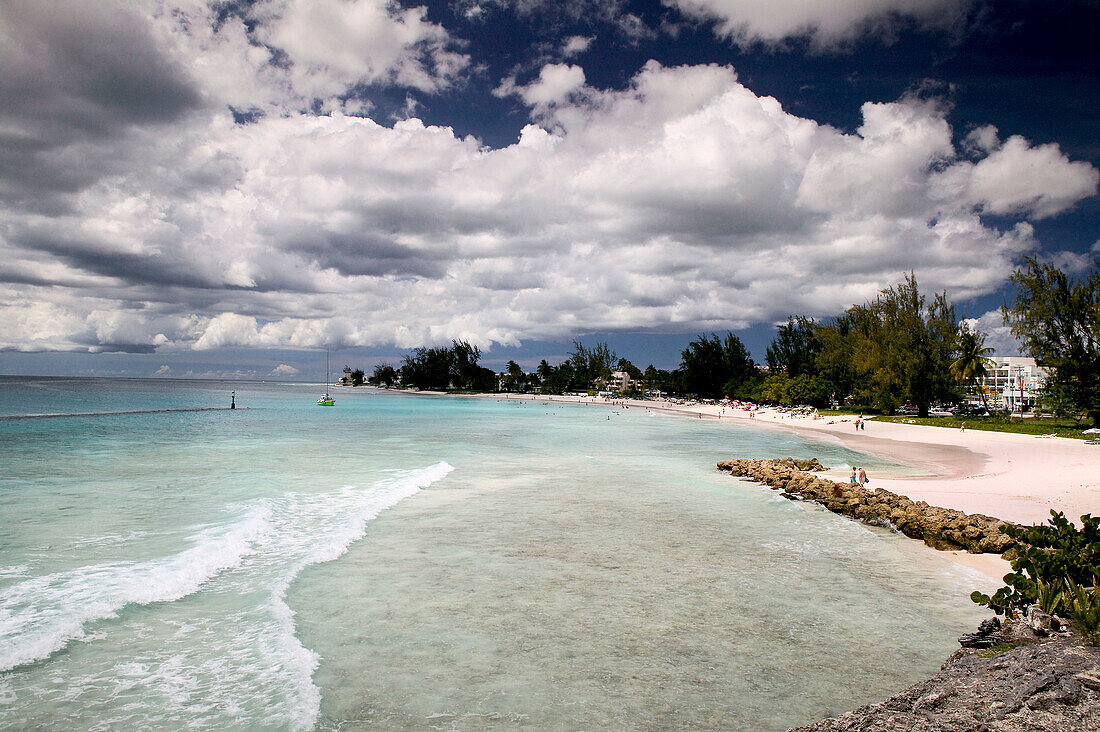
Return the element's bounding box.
[317,350,335,406]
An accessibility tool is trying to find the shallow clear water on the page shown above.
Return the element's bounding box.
[0,378,987,730]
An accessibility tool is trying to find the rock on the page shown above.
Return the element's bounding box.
[1077,668,1100,691]
[1027,606,1070,636]
[979,617,1002,635]
[959,633,998,648]
[926,534,966,551]
[959,616,1004,648]
[716,457,1017,554]
[1002,618,1040,644]
[790,633,1100,732]
[773,457,827,471]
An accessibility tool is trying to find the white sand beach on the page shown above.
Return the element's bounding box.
[481,391,1100,581]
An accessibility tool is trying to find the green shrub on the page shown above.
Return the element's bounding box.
[1036,579,1064,615]
[971,511,1100,629]
[1064,578,1100,644]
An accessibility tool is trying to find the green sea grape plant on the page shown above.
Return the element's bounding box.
[971,511,1100,628]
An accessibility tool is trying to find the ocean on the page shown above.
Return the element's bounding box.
[0,377,986,730]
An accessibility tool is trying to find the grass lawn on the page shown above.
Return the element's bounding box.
[721,408,1095,439]
[870,414,1093,439]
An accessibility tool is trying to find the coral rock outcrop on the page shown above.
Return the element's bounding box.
[790,624,1100,732]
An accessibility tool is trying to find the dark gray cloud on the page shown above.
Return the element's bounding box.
[8,231,220,290]
[284,229,448,278]
[0,2,201,131]
[0,1,202,205]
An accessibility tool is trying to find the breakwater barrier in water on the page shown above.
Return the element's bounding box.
[0,407,246,421]
[718,457,1016,554]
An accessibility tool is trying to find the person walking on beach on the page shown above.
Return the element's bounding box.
[857,467,868,487]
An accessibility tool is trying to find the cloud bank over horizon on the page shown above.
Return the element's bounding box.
[0,0,1096,358]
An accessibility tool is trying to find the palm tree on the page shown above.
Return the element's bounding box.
[951,325,995,411]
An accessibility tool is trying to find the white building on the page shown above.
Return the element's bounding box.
[974,356,1048,414]
[609,370,632,393]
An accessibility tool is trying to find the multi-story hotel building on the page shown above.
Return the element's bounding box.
[972,356,1048,414]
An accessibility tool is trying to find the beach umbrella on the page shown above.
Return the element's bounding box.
[1083,428,1100,434]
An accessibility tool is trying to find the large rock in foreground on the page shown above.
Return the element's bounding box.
[790,629,1100,732]
[717,458,1015,553]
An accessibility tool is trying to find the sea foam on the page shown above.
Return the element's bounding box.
[0,506,271,672]
[0,460,453,682]
[0,461,454,731]
[250,460,454,730]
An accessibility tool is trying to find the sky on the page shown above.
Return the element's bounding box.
[1,0,1098,379]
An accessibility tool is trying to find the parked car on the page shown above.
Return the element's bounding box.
[952,404,988,416]
[894,405,919,416]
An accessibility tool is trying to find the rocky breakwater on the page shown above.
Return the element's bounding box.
[716,458,1015,554]
[791,619,1100,732]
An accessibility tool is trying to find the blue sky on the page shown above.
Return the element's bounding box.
[0,0,1097,377]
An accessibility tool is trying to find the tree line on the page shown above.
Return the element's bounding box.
[368,340,497,391]
[356,259,1098,425]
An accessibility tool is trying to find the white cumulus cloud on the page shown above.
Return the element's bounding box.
[961,134,1100,219]
[562,35,594,57]
[963,310,1020,356]
[145,0,468,111]
[667,0,974,47]
[516,63,587,108]
[0,6,1095,356]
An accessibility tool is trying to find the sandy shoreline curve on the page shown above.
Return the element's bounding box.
[383,388,1100,582]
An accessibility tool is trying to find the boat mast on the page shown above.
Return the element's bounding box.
[317,348,335,405]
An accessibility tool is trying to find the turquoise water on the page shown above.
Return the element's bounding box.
[0,378,986,730]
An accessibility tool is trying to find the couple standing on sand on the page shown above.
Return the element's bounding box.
[849,467,869,487]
